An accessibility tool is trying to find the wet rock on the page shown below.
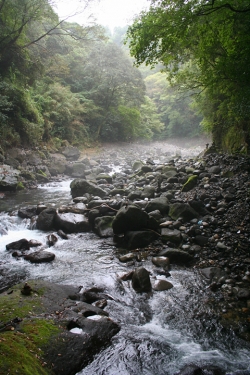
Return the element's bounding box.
[169,202,200,222]
[55,212,90,233]
[153,279,173,291]
[70,179,107,198]
[194,235,209,246]
[24,250,55,263]
[124,230,159,250]
[152,256,170,269]
[36,207,57,231]
[96,173,112,183]
[119,253,136,263]
[132,267,152,293]
[18,206,37,219]
[237,288,250,300]
[94,216,114,237]
[28,239,42,247]
[161,228,182,245]
[112,205,158,234]
[141,185,155,199]
[199,267,227,283]
[46,233,58,247]
[145,196,169,215]
[57,229,69,240]
[6,238,30,251]
[159,248,193,264]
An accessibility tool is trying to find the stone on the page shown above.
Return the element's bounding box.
[119,253,136,262]
[6,238,30,251]
[152,256,170,269]
[24,251,55,263]
[18,206,37,219]
[153,279,173,291]
[62,146,80,161]
[112,205,158,234]
[70,179,107,198]
[169,202,200,222]
[159,248,193,264]
[161,228,182,245]
[132,267,152,293]
[55,212,90,233]
[94,216,114,237]
[145,196,169,215]
[124,230,159,250]
[36,207,57,231]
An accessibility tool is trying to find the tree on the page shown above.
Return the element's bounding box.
[126,0,250,152]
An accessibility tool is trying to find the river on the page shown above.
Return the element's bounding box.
[0,141,249,375]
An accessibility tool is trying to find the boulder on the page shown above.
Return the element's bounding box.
[124,230,159,250]
[145,196,169,215]
[199,267,227,283]
[36,207,57,231]
[159,248,193,264]
[169,203,200,222]
[141,185,155,199]
[119,253,136,263]
[62,146,80,161]
[153,279,173,291]
[24,250,55,263]
[48,154,67,175]
[0,165,21,191]
[66,163,87,178]
[6,238,30,251]
[94,216,114,237]
[18,206,37,219]
[70,179,107,198]
[112,205,159,234]
[55,212,90,233]
[96,173,112,184]
[132,267,152,293]
[161,228,182,245]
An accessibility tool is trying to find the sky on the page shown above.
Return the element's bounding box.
[53,0,149,31]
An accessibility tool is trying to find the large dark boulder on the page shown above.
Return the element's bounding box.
[36,207,57,231]
[112,205,159,234]
[6,238,30,251]
[24,250,55,263]
[169,202,200,222]
[132,267,152,293]
[55,212,90,233]
[124,230,159,250]
[70,179,107,198]
[145,196,169,215]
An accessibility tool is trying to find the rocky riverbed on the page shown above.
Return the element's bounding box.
[1,139,250,375]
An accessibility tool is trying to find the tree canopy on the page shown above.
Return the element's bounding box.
[127,0,250,152]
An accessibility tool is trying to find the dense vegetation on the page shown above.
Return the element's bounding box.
[127,0,250,153]
[0,0,206,152]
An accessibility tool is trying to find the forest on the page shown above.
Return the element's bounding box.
[0,0,249,153]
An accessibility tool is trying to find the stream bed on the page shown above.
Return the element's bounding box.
[0,141,250,375]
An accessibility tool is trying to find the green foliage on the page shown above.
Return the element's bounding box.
[127,0,250,151]
[144,72,202,138]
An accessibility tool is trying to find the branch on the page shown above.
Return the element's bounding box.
[197,1,250,15]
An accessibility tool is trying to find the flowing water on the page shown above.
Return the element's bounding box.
[0,147,250,375]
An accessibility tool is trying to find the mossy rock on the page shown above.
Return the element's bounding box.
[0,281,60,375]
[181,175,198,192]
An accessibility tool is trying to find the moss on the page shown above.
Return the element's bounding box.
[16,181,25,190]
[181,175,198,192]
[0,282,61,375]
[222,126,248,154]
